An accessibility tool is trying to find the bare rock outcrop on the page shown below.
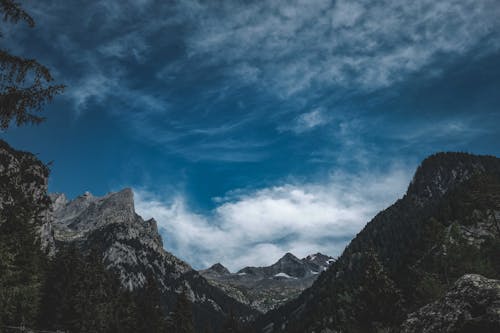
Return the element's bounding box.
[401,274,500,333]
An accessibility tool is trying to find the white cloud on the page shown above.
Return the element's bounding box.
[134,165,413,271]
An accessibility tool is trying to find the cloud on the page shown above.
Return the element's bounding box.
[16,0,500,102]
[134,164,413,271]
[175,0,500,95]
[280,109,330,133]
[386,116,492,148]
[13,0,500,162]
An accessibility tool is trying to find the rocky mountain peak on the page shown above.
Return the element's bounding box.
[51,187,138,236]
[303,252,333,266]
[278,252,301,264]
[407,152,500,203]
[50,193,68,211]
[208,263,231,275]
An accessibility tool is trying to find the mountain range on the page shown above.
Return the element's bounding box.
[200,252,334,312]
[1,138,499,332]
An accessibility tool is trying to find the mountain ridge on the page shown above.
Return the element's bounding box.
[200,251,334,313]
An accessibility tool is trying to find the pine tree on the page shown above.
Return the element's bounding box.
[0,0,64,129]
[0,203,46,328]
[168,288,195,333]
[71,248,116,332]
[354,251,404,332]
[39,245,131,332]
[112,290,140,333]
[136,273,168,332]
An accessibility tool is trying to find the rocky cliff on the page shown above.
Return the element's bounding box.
[401,274,500,333]
[200,252,334,313]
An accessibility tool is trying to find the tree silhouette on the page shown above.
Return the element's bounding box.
[168,288,195,333]
[136,273,168,332]
[0,0,64,129]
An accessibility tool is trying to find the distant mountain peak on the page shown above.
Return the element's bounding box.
[279,252,301,262]
[303,252,334,268]
[201,251,334,312]
[208,263,231,275]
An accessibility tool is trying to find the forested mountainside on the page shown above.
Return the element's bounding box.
[0,139,256,333]
[200,253,334,313]
[256,152,500,333]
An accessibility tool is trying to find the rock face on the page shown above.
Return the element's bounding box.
[50,189,188,290]
[256,152,500,332]
[50,189,257,332]
[200,252,334,313]
[401,274,500,333]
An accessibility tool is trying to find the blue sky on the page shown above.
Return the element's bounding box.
[2,0,500,270]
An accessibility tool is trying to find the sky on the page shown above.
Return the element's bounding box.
[2,0,500,271]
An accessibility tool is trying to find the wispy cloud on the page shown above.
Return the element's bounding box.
[280,109,330,134]
[134,164,412,271]
[388,116,492,147]
[176,0,500,96]
[11,0,500,163]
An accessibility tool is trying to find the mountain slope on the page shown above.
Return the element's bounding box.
[256,152,500,332]
[200,252,334,313]
[50,189,257,332]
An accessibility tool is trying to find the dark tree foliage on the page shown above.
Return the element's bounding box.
[38,245,116,332]
[168,289,195,333]
[38,245,163,333]
[0,203,46,328]
[0,0,64,129]
[135,273,169,332]
[353,251,405,332]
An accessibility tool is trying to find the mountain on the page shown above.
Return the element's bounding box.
[256,152,500,332]
[200,252,334,313]
[49,188,257,332]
